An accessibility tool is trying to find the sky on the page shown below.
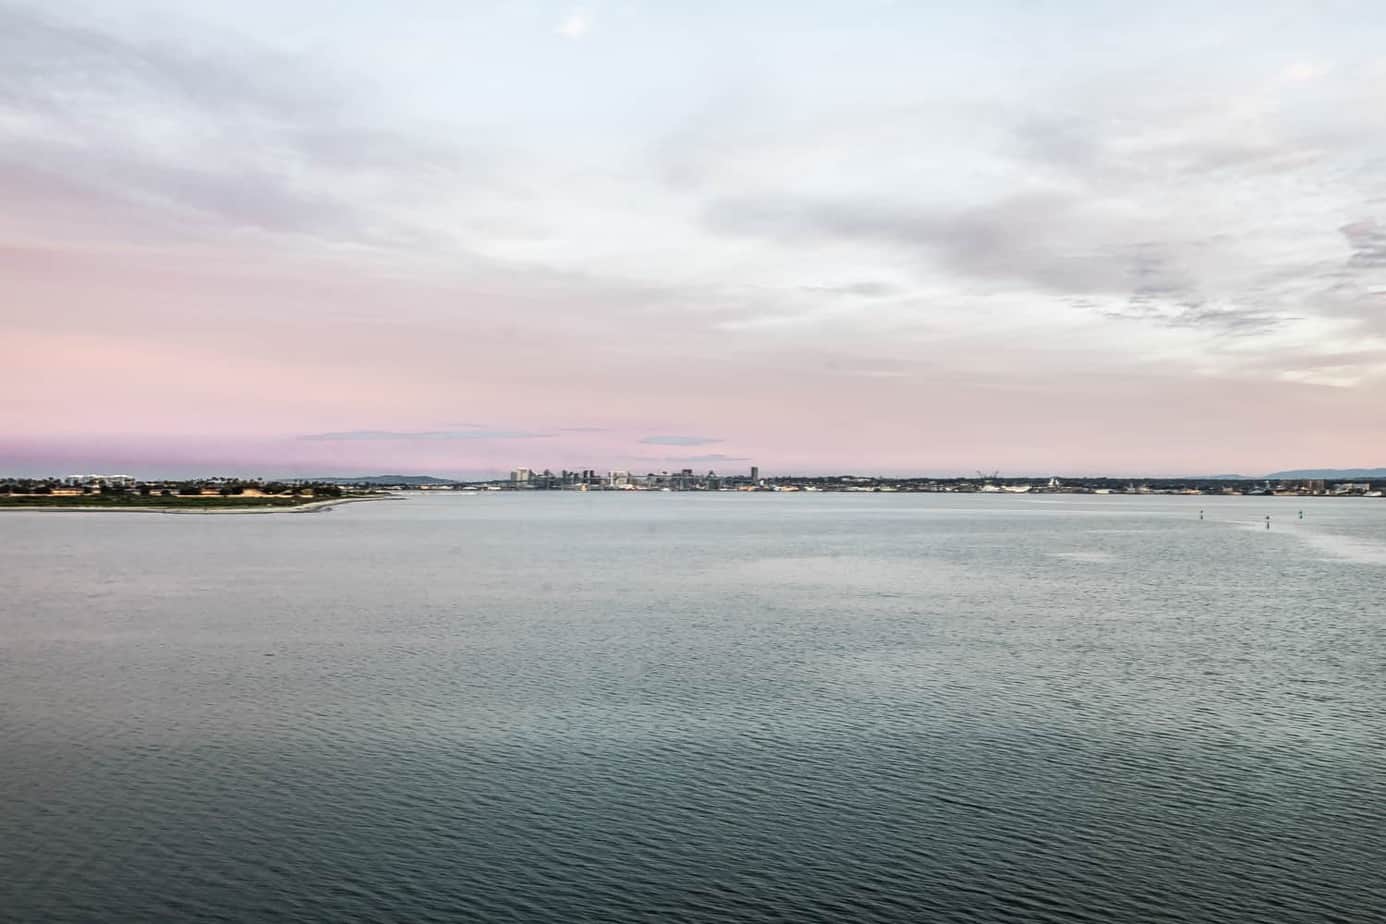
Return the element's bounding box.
[3,0,1385,478]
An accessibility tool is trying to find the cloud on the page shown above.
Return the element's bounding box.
[1100,301,1292,337]
[800,282,901,298]
[639,435,723,446]
[556,11,589,39]
[8,2,1386,477]
[662,453,750,464]
[300,430,554,441]
[700,162,1355,339]
[1342,220,1386,269]
[0,4,331,120]
[674,53,1386,356]
[0,3,479,246]
[704,191,1139,296]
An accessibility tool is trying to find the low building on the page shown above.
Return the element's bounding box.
[64,474,136,487]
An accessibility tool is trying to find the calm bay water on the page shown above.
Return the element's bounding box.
[2,493,1383,922]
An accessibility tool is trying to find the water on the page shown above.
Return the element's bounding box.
[2,493,1383,922]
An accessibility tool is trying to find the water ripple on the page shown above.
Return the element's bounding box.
[2,494,1384,922]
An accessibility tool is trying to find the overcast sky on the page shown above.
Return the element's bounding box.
[4,0,1385,477]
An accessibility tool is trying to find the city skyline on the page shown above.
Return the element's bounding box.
[5,2,1386,476]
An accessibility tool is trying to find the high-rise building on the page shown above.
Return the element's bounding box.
[510,468,532,484]
[750,466,759,482]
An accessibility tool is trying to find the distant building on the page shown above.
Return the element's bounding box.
[65,474,136,487]
[750,466,759,482]
[510,468,532,484]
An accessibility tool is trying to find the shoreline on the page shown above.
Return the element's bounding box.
[0,494,401,515]
[2,491,1378,514]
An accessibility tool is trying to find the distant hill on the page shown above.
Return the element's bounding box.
[1265,468,1386,480]
[314,474,455,485]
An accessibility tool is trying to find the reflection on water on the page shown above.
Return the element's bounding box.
[1046,550,1116,562]
[1293,529,1386,566]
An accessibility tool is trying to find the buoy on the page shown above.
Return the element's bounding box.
[1266,515,1271,530]
[1199,509,1204,520]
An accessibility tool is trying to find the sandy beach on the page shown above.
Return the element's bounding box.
[0,494,401,515]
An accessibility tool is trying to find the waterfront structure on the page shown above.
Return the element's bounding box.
[63,474,136,487]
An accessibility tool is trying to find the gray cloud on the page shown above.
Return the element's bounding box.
[1093,247,1297,336]
[1342,220,1386,268]
[799,282,902,298]
[702,183,1342,339]
[669,60,1386,355]
[705,192,1144,297]
[639,435,723,446]
[301,430,555,441]
[0,3,477,244]
[1101,301,1292,337]
[706,190,1293,340]
[0,4,333,118]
